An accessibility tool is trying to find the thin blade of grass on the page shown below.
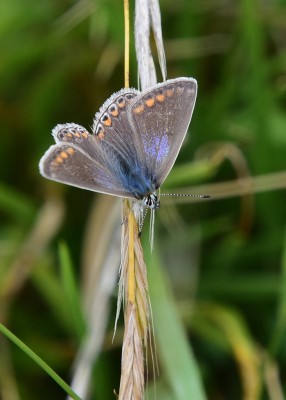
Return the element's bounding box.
[31,263,77,335]
[164,159,218,188]
[193,303,261,399]
[145,246,206,400]
[0,182,35,224]
[269,228,286,355]
[0,323,81,400]
[58,241,86,341]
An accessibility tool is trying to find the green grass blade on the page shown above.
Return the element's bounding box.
[146,246,206,400]
[0,182,35,224]
[164,159,217,188]
[269,228,286,355]
[0,323,81,400]
[58,241,86,340]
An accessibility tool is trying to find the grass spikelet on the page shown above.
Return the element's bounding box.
[118,199,149,400]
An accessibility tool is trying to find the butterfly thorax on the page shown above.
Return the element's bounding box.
[111,152,159,204]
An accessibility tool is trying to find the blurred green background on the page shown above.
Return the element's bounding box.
[1,0,286,399]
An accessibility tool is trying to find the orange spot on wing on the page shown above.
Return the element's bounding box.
[67,133,73,138]
[67,147,75,155]
[166,88,174,97]
[95,125,105,136]
[118,100,126,109]
[55,156,63,164]
[110,109,119,117]
[156,93,165,102]
[74,132,80,138]
[82,132,88,138]
[145,98,155,107]
[103,117,112,127]
[133,104,144,114]
[60,151,68,159]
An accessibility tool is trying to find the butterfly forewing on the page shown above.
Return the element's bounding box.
[128,78,197,187]
[92,89,141,163]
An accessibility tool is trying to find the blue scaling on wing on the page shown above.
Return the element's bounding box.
[148,132,170,162]
[103,148,154,200]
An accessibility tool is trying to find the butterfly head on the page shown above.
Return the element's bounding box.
[143,193,160,209]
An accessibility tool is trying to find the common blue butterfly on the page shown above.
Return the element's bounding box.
[39,78,198,210]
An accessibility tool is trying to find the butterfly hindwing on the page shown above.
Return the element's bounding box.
[39,140,135,199]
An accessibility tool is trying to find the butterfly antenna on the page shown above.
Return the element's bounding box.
[160,193,211,200]
[138,207,149,237]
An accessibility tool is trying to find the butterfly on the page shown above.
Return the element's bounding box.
[39,78,198,210]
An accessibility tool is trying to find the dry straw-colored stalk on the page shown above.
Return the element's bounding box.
[118,200,149,400]
[118,1,165,398]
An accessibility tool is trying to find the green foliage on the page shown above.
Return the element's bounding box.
[0,323,81,400]
[1,1,286,399]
